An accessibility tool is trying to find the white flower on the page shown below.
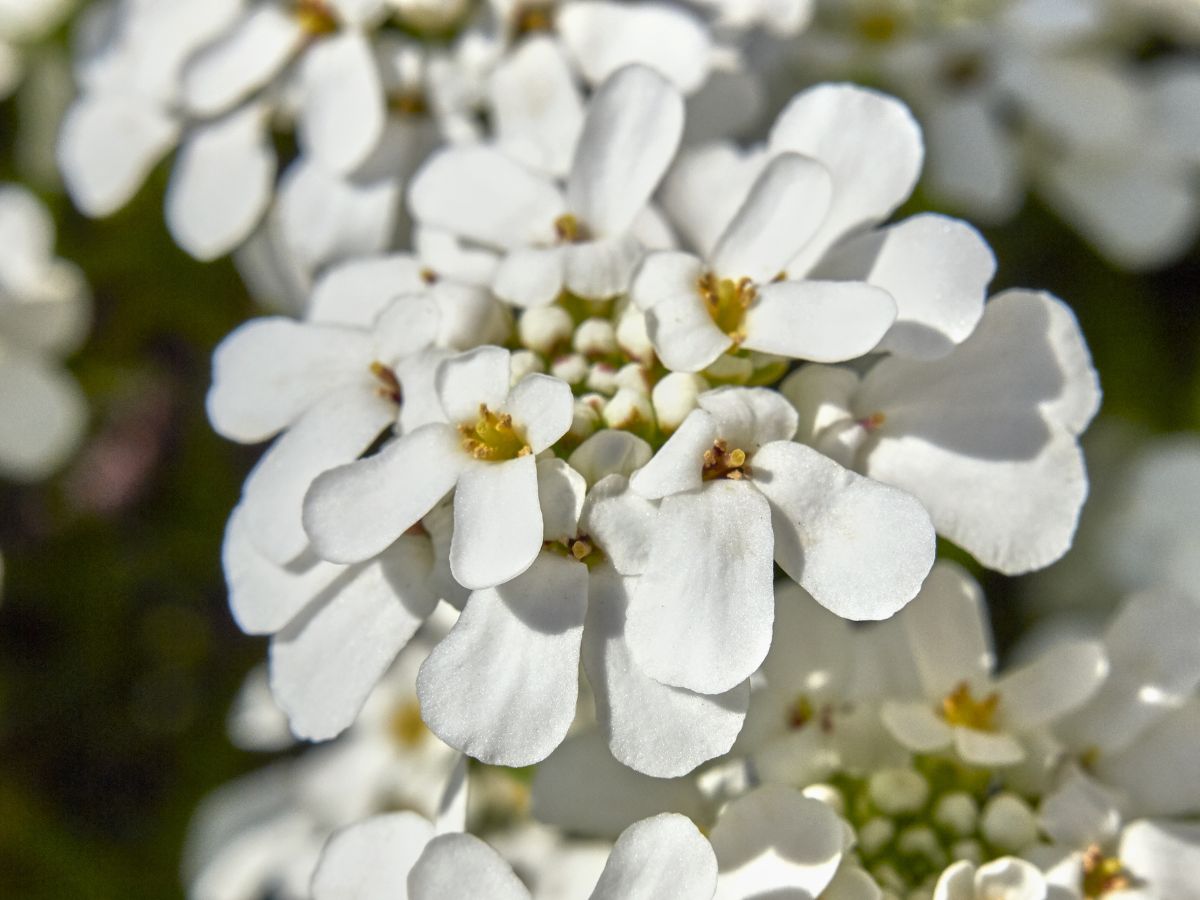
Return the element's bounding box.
[784,289,1101,575]
[881,563,1109,767]
[303,345,573,589]
[0,183,89,481]
[933,857,1051,900]
[626,385,935,694]
[410,64,684,306]
[0,0,74,97]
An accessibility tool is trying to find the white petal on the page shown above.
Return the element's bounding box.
[880,700,955,753]
[585,564,748,777]
[303,424,464,564]
[900,561,994,699]
[996,640,1107,730]
[590,814,717,900]
[953,727,1025,767]
[1038,769,1122,848]
[923,93,1024,224]
[633,250,729,373]
[489,36,583,178]
[241,387,397,565]
[628,407,716,499]
[662,142,768,259]
[814,214,996,360]
[741,280,896,362]
[307,254,427,326]
[972,858,1048,900]
[569,432,654,486]
[450,455,543,590]
[711,152,833,283]
[206,317,373,443]
[780,364,860,444]
[299,30,386,175]
[493,246,565,308]
[710,786,845,900]
[768,84,923,274]
[753,440,935,620]
[578,475,658,575]
[409,145,563,249]
[167,105,275,260]
[408,834,531,900]
[182,6,303,117]
[370,294,441,364]
[567,65,684,236]
[504,373,574,453]
[1097,702,1200,818]
[1119,820,1200,897]
[312,812,433,900]
[0,354,86,481]
[563,233,644,300]
[417,552,586,766]
[57,95,179,217]
[270,538,437,740]
[558,2,712,93]
[538,458,586,544]
[932,860,975,900]
[531,730,708,838]
[696,386,800,450]
[627,481,774,694]
[434,345,511,424]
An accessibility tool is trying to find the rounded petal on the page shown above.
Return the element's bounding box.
[299,29,386,175]
[996,639,1108,730]
[1097,702,1200,818]
[303,424,464,564]
[633,250,729,373]
[591,814,717,900]
[538,457,587,544]
[408,834,530,900]
[768,84,923,274]
[814,213,996,360]
[753,441,935,621]
[563,233,644,300]
[972,858,1048,900]
[493,246,565,308]
[504,373,574,453]
[711,152,833,283]
[696,386,800,450]
[269,538,438,740]
[923,93,1024,224]
[569,431,653,486]
[584,565,749,777]
[307,254,427,326]
[434,345,512,424]
[626,481,775,694]
[953,727,1025,767]
[1119,820,1200,897]
[900,561,994,699]
[417,553,586,766]
[880,700,955,753]
[710,786,845,900]
[741,280,896,363]
[450,455,543,590]
[567,65,684,236]
[628,407,716,499]
[578,475,659,575]
[312,812,433,900]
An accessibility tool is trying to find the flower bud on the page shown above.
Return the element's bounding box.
[896,826,945,866]
[933,792,978,838]
[585,363,619,395]
[615,305,654,364]
[603,387,654,432]
[615,363,651,395]
[857,817,895,856]
[950,839,984,864]
[550,352,589,385]
[868,767,930,816]
[573,317,617,357]
[566,398,601,443]
[509,350,545,382]
[980,793,1038,851]
[518,305,573,355]
[652,372,708,433]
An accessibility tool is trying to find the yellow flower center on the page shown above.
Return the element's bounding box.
[698,273,755,343]
[459,405,532,461]
[702,439,749,481]
[389,699,427,748]
[295,0,338,35]
[940,681,999,731]
[370,361,402,405]
[1082,845,1135,898]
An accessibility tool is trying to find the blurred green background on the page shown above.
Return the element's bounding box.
[1,38,1199,900]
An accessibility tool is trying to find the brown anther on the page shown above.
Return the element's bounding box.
[788,695,814,730]
[389,700,427,748]
[701,439,750,481]
[570,539,593,561]
[860,411,886,430]
[515,3,555,34]
[294,0,338,36]
[419,267,439,285]
[1081,844,1136,897]
[554,213,589,243]
[390,91,429,117]
[370,361,403,404]
[940,681,1000,732]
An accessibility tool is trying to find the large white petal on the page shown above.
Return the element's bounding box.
[434,344,511,423]
[628,407,716,499]
[303,424,464,564]
[880,700,955,753]
[311,812,433,900]
[814,213,995,360]
[166,105,275,261]
[563,232,645,300]
[768,84,923,274]
[493,245,565,308]
[299,29,386,175]
[741,280,896,363]
[504,372,574,453]
[710,786,845,900]
[270,538,437,740]
[633,250,729,373]
[626,481,774,694]
[899,561,994,699]
[584,564,748,777]
[409,145,563,249]
[1118,820,1200,898]
[590,814,717,900]
[1094,702,1200,818]
[661,142,768,259]
[408,834,531,900]
[567,65,684,236]
[241,386,397,565]
[753,440,934,621]
[558,2,711,94]
[450,455,543,590]
[307,254,427,326]
[57,95,179,217]
[696,386,800,450]
[417,553,587,766]
[996,640,1108,730]
[578,475,659,575]
[711,152,833,283]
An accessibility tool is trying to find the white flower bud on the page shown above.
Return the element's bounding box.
[392,0,472,33]
[703,353,753,383]
[509,349,545,382]
[868,767,930,816]
[800,783,845,816]
[933,792,978,837]
[652,372,708,433]
[614,362,651,395]
[566,398,600,443]
[550,352,589,385]
[950,839,984,864]
[980,792,1038,852]
[896,826,945,866]
[573,317,617,357]
[603,387,654,432]
[585,363,619,395]
[518,305,574,355]
[857,817,895,856]
[615,304,654,364]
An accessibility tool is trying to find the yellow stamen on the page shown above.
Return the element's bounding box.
[515,3,555,34]
[458,404,532,461]
[697,273,756,344]
[389,700,427,748]
[554,213,589,244]
[940,681,1000,731]
[295,0,338,35]
[702,439,749,481]
[1081,845,1135,897]
[788,695,814,730]
[419,267,439,285]
[370,361,402,404]
[390,91,429,117]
